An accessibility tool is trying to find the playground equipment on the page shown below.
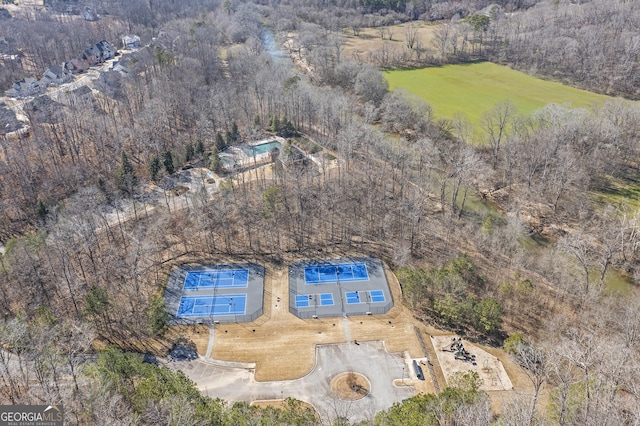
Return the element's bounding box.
[442,337,464,352]
[442,337,477,365]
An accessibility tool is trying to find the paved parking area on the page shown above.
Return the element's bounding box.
[171,340,415,423]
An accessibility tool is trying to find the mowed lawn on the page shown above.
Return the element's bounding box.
[385,62,611,126]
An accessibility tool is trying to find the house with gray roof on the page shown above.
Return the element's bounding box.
[41,65,72,86]
[82,6,98,21]
[82,40,116,67]
[64,57,90,74]
[5,77,43,98]
[122,35,141,50]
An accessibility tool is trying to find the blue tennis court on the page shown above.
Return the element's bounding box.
[183,269,249,290]
[295,295,310,308]
[304,262,369,284]
[370,290,385,303]
[345,291,361,304]
[319,293,334,306]
[177,294,247,317]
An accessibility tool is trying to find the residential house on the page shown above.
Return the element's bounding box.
[279,142,307,169]
[97,70,123,99]
[82,6,98,21]
[122,35,141,50]
[97,40,117,59]
[70,85,93,99]
[64,57,89,74]
[5,77,43,98]
[41,64,72,86]
[57,85,93,108]
[82,40,116,66]
[111,62,129,75]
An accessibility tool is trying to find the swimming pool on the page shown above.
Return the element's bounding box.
[242,141,281,157]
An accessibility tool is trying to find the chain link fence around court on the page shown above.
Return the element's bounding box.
[172,307,264,325]
[165,258,393,324]
[165,263,265,325]
[289,257,393,319]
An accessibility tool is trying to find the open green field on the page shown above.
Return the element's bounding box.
[593,175,640,212]
[385,62,611,127]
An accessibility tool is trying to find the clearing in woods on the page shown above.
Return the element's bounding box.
[385,62,611,128]
[341,21,438,62]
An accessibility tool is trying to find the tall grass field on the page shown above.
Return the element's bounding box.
[385,62,611,126]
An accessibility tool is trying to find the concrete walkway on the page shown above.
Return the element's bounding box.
[171,341,415,423]
[205,324,215,358]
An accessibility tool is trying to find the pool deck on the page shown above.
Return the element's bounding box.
[220,137,286,171]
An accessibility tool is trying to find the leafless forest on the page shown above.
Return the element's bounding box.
[0,0,639,424]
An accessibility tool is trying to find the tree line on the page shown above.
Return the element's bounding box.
[0,0,639,424]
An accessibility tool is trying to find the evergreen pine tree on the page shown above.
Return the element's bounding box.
[148,156,161,181]
[115,151,137,196]
[194,139,204,154]
[215,132,226,151]
[210,149,224,174]
[162,150,175,175]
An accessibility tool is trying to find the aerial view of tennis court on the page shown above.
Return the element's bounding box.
[289,258,393,318]
[295,293,336,308]
[183,269,249,290]
[165,264,264,324]
[177,294,247,317]
[304,262,369,284]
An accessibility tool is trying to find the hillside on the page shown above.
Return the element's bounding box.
[0,0,639,425]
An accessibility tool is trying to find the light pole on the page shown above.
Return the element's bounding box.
[229,297,237,323]
[402,366,405,385]
[311,294,317,317]
[336,265,344,315]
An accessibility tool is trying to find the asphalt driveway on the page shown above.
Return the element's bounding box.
[172,340,415,423]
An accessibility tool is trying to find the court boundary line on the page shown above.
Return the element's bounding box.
[176,293,248,318]
[303,262,370,285]
[183,268,250,291]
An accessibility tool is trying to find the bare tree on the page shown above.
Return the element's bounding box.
[512,341,549,425]
[482,100,516,165]
[404,22,420,50]
[432,24,453,58]
[386,27,394,41]
[559,230,594,295]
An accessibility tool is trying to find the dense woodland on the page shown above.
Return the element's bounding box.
[0,0,640,424]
